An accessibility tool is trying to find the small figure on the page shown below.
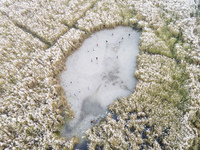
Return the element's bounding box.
[93,48,94,51]
[88,86,90,90]
[112,33,113,35]
[96,57,98,60]
[91,119,98,125]
[106,40,108,42]
[119,41,121,43]
[91,59,93,62]
[96,44,98,46]
[122,37,123,40]
[70,81,72,84]
[129,34,130,36]
[116,56,118,59]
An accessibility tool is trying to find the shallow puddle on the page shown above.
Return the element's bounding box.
[61,26,141,144]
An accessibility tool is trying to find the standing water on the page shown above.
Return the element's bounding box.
[61,26,141,145]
